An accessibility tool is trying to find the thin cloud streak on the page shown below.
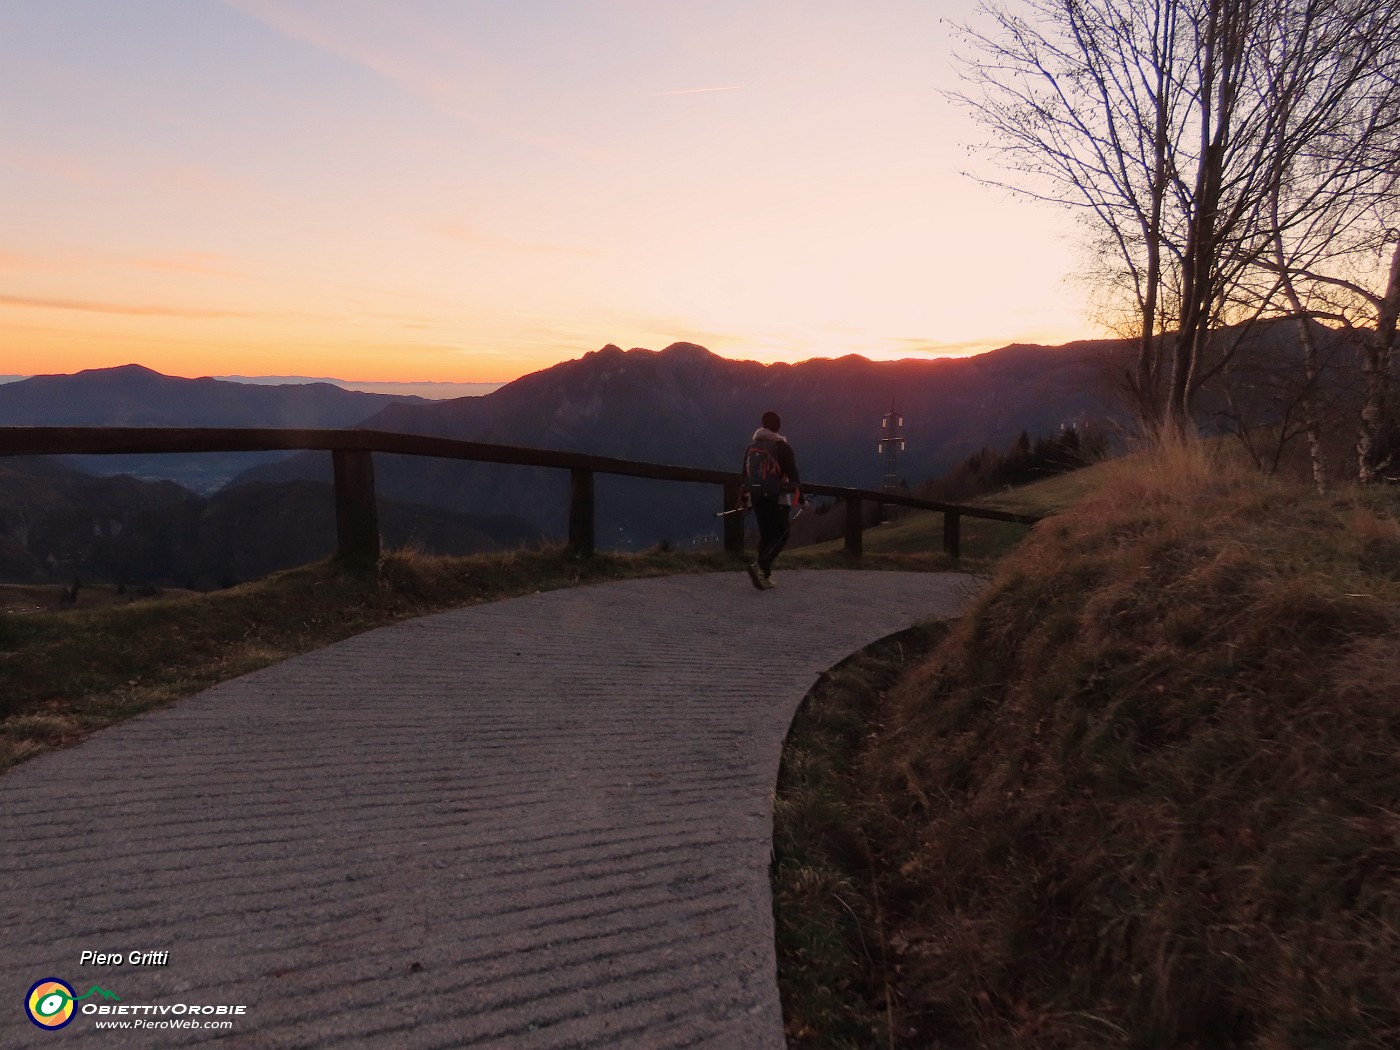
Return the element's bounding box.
[895,338,1008,358]
[0,294,250,319]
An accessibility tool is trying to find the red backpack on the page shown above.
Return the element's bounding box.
[742,436,785,500]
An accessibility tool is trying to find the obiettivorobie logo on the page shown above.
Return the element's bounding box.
[25,979,120,1030]
[23,976,249,1033]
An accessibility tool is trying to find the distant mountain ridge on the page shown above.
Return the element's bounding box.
[0,364,428,493]
[1,327,1349,563]
[366,339,1125,471]
[0,342,1134,559]
[0,363,426,426]
[236,339,1131,546]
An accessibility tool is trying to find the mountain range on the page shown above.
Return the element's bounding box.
[0,364,428,494]
[236,340,1130,545]
[0,339,1133,579]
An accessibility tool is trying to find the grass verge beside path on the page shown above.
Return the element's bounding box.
[0,546,746,775]
[772,623,950,1049]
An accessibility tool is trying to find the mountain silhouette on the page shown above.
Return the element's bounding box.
[0,364,426,493]
[234,339,1131,546]
[0,363,425,426]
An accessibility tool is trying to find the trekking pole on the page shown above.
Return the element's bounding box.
[716,496,802,520]
[790,485,809,521]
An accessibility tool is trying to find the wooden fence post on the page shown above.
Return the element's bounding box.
[332,448,380,569]
[722,483,745,556]
[943,510,961,559]
[844,497,863,558]
[569,468,595,556]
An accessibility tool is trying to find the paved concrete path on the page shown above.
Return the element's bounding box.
[1,570,977,1049]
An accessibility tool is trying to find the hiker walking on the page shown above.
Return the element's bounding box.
[740,411,802,590]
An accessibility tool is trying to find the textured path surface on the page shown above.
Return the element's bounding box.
[1,570,977,1049]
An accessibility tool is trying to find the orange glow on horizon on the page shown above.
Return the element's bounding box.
[1,1,1096,387]
[1,309,1090,384]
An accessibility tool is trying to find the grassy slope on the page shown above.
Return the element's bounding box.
[776,447,1400,1048]
[771,468,1107,1049]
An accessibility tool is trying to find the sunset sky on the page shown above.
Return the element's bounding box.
[2,0,1091,383]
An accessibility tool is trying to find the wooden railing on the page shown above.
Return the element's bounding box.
[0,427,1042,565]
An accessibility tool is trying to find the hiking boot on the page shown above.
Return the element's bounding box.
[745,562,765,591]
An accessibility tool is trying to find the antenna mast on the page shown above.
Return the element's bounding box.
[878,399,906,493]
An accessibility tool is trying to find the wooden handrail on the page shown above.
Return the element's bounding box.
[0,426,1042,563]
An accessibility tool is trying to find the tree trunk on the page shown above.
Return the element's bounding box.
[1296,315,1328,494]
[1357,240,1400,483]
[1273,213,1329,492]
[1135,5,1177,431]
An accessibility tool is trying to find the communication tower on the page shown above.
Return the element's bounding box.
[879,401,906,492]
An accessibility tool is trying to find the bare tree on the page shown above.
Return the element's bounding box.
[954,0,1400,453]
[1253,0,1400,482]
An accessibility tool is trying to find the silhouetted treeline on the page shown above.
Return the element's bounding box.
[919,424,1109,502]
